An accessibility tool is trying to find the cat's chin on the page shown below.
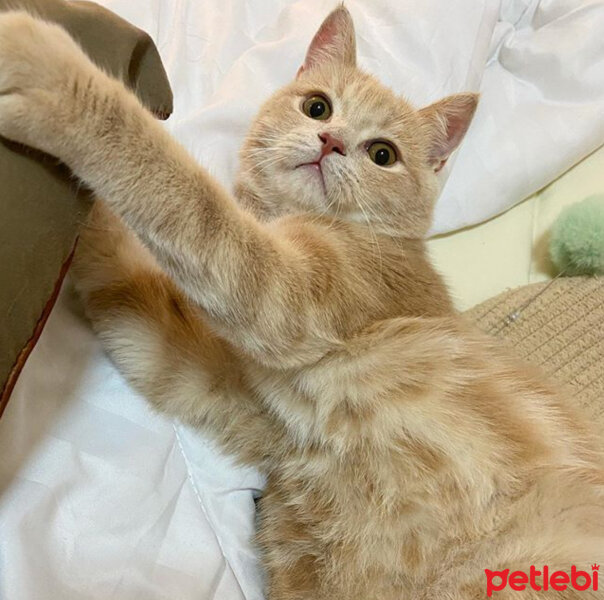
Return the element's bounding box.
[295,162,326,195]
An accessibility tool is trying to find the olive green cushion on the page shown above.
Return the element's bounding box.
[0,0,173,415]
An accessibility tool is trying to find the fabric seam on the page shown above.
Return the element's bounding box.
[171,424,249,600]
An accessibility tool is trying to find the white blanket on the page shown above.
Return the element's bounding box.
[1,2,604,599]
[98,0,604,233]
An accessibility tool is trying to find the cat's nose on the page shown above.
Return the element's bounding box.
[318,132,346,156]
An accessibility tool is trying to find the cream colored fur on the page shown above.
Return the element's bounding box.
[0,7,602,599]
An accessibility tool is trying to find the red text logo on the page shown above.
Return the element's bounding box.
[485,565,599,596]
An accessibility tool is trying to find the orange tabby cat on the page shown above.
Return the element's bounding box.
[0,6,602,599]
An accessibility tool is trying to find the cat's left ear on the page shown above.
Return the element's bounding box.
[297,5,356,77]
[419,93,479,172]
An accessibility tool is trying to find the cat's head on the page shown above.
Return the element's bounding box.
[238,5,477,238]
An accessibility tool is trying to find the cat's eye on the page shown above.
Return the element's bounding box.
[367,141,397,167]
[302,95,332,121]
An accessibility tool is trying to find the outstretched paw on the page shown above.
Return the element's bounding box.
[0,11,96,155]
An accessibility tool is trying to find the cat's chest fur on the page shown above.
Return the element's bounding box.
[247,321,509,526]
[245,316,604,592]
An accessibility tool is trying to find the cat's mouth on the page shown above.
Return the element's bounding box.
[295,161,327,195]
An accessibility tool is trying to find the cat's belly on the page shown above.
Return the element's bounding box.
[255,470,436,598]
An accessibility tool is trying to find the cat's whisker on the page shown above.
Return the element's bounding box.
[247,154,287,175]
[353,194,384,277]
[307,197,337,228]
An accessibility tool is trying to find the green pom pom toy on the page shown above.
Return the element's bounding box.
[549,195,604,276]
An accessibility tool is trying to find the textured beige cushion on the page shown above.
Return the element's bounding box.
[466,276,604,430]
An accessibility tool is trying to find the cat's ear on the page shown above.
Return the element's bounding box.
[297,5,356,77]
[419,93,478,172]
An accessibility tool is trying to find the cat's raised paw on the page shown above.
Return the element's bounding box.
[0,11,94,154]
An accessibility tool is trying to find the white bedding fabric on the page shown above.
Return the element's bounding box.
[97,0,604,234]
[1,2,604,599]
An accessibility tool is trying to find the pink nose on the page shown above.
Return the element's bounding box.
[318,132,346,157]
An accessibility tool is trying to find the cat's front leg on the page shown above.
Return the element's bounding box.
[74,202,289,470]
[0,12,352,371]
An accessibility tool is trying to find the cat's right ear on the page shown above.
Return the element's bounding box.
[297,5,356,77]
[418,93,478,173]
